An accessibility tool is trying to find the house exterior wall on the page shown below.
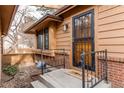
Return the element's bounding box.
[55,6,96,68]
[49,23,57,49]
[97,5,124,88]
[56,18,72,50]
[97,5,124,58]
[3,54,35,68]
[108,61,124,87]
[34,5,124,87]
[55,5,124,63]
[54,5,124,87]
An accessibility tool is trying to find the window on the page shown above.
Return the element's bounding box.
[37,31,43,49]
[44,28,49,50]
[37,28,49,50]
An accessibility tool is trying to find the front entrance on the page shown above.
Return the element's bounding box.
[72,9,95,70]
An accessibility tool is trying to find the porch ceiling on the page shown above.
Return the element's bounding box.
[24,14,63,34]
[0,5,18,35]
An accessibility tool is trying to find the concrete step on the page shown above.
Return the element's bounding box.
[40,69,82,88]
[40,75,63,88]
[31,69,111,88]
[37,75,54,88]
[31,80,48,88]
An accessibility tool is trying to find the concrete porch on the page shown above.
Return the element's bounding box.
[31,69,111,88]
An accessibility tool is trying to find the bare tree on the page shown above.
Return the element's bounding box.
[3,6,37,53]
[3,5,57,54]
[36,5,57,16]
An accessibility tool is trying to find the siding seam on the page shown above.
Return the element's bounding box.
[56,32,70,35]
[56,36,71,39]
[99,44,124,46]
[98,19,124,26]
[98,27,124,32]
[107,52,124,54]
[98,11,124,20]
[98,5,120,14]
[98,36,124,39]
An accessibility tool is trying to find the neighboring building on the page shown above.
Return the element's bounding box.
[25,5,124,87]
[0,5,17,84]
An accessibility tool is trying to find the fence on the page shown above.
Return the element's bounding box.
[80,49,108,88]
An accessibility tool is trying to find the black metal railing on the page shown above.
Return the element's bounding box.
[81,49,108,88]
[34,49,69,75]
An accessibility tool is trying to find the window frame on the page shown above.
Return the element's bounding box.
[37,31,43,49]
[44,28,49,50]
[37,28,49,50]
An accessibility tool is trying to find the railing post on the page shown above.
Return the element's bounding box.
[40,50,44,75]
[105,49,108,83]
[81,51,85,88]
[41,66,44,75]
[63,49,66,68]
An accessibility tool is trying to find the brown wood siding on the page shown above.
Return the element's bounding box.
[56,17,72,50]
[55,6,94,51]
[97,5,124,58]
[54,5,124,66]
[55,6,96,68]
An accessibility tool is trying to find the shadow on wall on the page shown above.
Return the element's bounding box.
[2,54,35,70]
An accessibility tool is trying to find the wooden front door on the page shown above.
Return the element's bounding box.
[72,9,95,70]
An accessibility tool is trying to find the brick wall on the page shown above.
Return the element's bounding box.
[107,57,124,88]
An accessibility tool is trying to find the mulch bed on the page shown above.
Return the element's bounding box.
[1,66,42,88]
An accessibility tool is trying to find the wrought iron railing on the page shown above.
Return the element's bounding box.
[34,49,69,75]
[80,49,108,88]
[34,49,108,88]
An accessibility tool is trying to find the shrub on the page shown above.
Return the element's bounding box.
[3,65,17,76]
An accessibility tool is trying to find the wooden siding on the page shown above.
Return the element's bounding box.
[56,17,72,50]
[97,5,124,58]
[55,6,95,51]
[55,6,96,68]
[36,5,124,67]
[49,24,57,49]
[55,5,124,59]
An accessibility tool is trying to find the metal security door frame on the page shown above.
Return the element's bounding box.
[72,9,95,70]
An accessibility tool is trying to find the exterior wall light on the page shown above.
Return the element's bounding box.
[63,24,68,32]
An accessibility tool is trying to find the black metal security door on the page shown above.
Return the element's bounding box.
[72,9,95,70]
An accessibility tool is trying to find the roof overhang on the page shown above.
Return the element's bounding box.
[54,5,77,16]
[0,5,18,36]
[24,5,78,34]
[24,14,63,34]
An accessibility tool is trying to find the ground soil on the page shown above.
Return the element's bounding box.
[1,66,41,88]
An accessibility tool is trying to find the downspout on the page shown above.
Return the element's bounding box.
[0,16,2,86]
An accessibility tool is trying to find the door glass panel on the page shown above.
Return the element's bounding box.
[44,28,49,50]
[73,10,94,69]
